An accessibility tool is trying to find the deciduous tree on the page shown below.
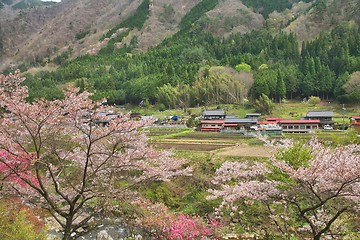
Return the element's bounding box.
[0,71,191,240]
[208,138,360,239]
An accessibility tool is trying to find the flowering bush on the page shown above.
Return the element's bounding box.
[132,198,222,239]
[0,150,37,188]
[163,214,222,240]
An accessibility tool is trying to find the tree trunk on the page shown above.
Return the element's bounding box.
[63,216,74,240]
[314,234,321,240]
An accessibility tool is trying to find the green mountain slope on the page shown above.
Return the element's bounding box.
[1,0,360,106]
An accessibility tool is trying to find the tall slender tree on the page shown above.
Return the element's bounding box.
[276,70,286,103]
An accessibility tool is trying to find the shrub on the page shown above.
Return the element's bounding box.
[307,96,321,105]
[0,202,45,240]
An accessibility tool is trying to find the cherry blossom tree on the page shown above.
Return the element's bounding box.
[0,71,191,240]
[208,138,360,239]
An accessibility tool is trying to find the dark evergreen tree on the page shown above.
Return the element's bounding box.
[276,70,286,102]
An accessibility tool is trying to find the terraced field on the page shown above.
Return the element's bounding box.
[149,127,272,157]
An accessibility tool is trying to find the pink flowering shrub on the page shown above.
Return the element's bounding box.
[163,214,222,240]
[132,198,222,239]
[0,150,37,188]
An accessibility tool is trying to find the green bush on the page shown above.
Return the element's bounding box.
[0,203,45,240]
[158,103,166,112]
[307,96,321,105]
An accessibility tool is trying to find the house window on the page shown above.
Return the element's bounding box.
[282,126,287,129]
[294,125,299,129]
[306,125,311,129]
[288,125,293,129]
[300,125,305,129]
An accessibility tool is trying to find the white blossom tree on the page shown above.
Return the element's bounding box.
[0,71,191,240]
[208,138,360,239]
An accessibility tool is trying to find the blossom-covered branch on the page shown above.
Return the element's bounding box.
[0,71,192,240]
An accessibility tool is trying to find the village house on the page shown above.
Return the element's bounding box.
[222,117,258,132]
[305,110,334,128]
[280,119,320,133]
[199,119,225,132]
[199,109,226,132]
[202,109,226,120]
[258,118,320,133]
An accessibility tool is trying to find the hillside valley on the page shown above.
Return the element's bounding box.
[1,1,360,239]
[0,0,358,69]
[0,0,360,107]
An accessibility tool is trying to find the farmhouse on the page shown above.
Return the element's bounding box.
[305,110,334,127]
[203,109,226,120]
[280,119,320,133]
[222,117,258,132]
[199,119,225,132]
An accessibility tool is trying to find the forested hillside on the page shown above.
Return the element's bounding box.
[2,0,360,107]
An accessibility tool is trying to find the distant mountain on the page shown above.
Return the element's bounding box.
[0,0,359,70]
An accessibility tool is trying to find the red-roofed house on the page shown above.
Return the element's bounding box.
[280,119,320,133]
[199,120,225,132]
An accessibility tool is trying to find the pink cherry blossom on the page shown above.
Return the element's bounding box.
[208,137,360,239]
[0,71,192,240]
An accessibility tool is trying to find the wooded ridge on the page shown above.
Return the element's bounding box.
[0,0,360,105]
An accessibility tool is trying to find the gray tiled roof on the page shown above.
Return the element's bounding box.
[203,109,225,116]
[306,110,334,118]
